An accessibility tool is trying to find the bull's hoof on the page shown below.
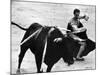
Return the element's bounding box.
[67,60,74,66]
[37,70,43,73]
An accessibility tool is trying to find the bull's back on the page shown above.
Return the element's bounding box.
[21,23,42,43]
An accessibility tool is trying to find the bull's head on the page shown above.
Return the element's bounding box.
[53,26,70,43]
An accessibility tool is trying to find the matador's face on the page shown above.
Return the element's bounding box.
[74,12,80,19]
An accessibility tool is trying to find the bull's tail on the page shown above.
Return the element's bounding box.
[11,21,28,31]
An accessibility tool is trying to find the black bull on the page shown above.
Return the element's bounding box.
[11,22,95,73]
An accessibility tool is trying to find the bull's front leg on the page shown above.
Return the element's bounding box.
[46,64,53,72]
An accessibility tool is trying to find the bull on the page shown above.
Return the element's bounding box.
[11,22,95,73]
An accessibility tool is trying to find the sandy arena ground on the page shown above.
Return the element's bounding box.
[11,1,96,74]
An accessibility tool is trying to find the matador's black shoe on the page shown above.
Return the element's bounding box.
[76,58,85,61]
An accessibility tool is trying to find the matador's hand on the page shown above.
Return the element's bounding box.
[84,15,89,21]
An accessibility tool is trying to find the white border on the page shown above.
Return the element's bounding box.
[0,0,99,75]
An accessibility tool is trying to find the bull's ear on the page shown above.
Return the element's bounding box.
[53,38,62,43]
